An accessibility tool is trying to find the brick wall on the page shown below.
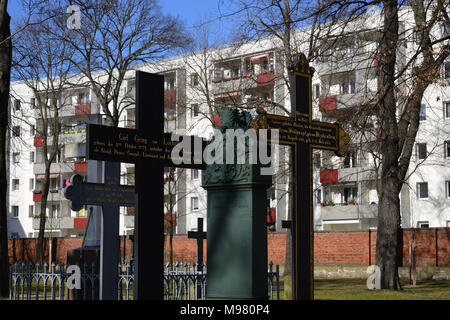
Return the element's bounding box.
[8,228,450,267]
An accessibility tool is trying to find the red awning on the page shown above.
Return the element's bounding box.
[250,54,269,62]
[36,173,60,179]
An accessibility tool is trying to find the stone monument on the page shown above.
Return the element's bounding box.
[202,107,272,299]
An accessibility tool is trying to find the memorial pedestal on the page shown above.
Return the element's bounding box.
[202,109,272,299]
[66,246,100,300]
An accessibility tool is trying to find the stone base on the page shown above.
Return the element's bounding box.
[66,246,100,300]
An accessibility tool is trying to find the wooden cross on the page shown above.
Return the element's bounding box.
[64,162,135,300]
[85,71,205,300]
[252,53,349,300]
[187,217,207,268]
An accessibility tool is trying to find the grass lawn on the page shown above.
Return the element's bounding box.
[313,279,450,300]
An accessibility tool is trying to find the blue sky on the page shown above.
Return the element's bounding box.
[7,0,235,32]
[8,0,238,47]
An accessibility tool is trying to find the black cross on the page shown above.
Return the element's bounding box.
[187,217,207,299]
[85,71,205,300]
[64,162,135,299]
[187,217,207,268]
[252,53,349,300]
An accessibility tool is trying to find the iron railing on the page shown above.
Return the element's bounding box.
[10,261,280,300]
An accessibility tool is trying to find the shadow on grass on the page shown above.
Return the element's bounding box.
[313,278,450,300]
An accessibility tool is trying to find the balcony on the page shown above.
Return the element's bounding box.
[33,189,66,202]
[75,104,90,115]
[34,128,86,148]
[212,71,274,95]
[164,89,176,103]
[338,167,379,183]
[74,161,88,173]
[319,92,367,115]
[33,162,76,175]
[33,192,42,202]
[320,167,378,184]
[34,136,44,147]
[320,169,338,184]
[320,203,378,221]
[32,216,87,230]
[34,103,100,118]
[315,51,377,76]
[257,72,274,87]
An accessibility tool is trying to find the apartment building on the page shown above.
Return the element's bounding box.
[6,7,450,238]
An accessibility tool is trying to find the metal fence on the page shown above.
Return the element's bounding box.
[10,261,280,300]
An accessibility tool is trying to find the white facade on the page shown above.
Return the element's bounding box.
[7,7,450,238]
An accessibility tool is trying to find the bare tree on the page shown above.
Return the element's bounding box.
[50,0,190,127]
[230,0,450,291]
[12,17,74,263]
[0,0,11,298]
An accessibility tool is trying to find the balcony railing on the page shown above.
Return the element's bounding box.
[320,169,338,184]
[257,72,274,87]
[75,104,90,115]
[74,161,88,173]
[31,216,87,230]
[34,103,97,119]
[320,203,378,221]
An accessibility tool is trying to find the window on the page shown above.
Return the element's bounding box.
[77,91,89,104]
[191,74,199,86]
[343,151,357,168]
[314,84,320,99]
[192,169,199,180]
[12,152,20,164]
[11,206,19,217]
[29,178,34,191]
[29,124,35,136]
[191,104,199,117]
[418,221,429,228]
[313,153,321,168]
[445,141,450,158]
[344,187,358,204]
[50,177,59,190]
[445,63,450,79]
[14,99,20,112]
[12,179,19,191]
[50,204,60,218]
[417,182,428,199]
[29,151,35,163]
[446,102,450,119]
[419,104,426,121]
[417,143,427,160]
[29,205,34,218]
[191,197,199,211]
[316,189,322,204]
[30,98,35,109]
[444,24,450,37]
[12,126,20,137]
[341,78,355,94]
[446,181,450,199]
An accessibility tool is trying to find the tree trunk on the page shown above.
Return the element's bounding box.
[0,0,11,298]
[375,0,402,290]
[36,166,51,264]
